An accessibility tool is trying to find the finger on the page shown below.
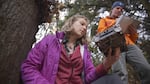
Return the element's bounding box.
[115,47,120,54]
[107,48,112,57]
[114,47,120,59]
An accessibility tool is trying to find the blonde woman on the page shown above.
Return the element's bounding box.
[21,14,120,84]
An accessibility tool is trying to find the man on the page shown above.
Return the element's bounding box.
[97,1,150,84]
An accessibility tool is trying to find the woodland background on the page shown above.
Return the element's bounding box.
[0,0,150,84]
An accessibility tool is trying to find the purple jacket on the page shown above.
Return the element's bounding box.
[21,32,107,84]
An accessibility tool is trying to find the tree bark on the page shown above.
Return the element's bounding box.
[0,0,40,83]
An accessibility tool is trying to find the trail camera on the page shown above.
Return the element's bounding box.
[92,15,140,56]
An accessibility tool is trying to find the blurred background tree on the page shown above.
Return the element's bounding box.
[56,0,150,84]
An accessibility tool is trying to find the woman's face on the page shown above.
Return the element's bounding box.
[71,18,88,38]
[111,6,123,18]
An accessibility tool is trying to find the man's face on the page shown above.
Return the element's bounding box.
[111,6,124,18]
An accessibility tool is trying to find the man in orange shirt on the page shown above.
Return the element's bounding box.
[97,1,150,84]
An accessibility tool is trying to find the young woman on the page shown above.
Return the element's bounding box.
[21,14,120,84]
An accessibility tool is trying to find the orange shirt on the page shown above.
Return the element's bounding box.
[97,16,138,45]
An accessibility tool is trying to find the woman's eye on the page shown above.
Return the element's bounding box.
[81,23,85,25]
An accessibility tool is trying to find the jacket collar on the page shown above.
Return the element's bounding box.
[55,31,65,43]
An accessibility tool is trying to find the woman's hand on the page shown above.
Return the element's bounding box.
[102,47,120,71]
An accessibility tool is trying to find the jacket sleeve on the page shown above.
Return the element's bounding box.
[84,48,107,84]
[97,18,108,33]
[21,35,51,84]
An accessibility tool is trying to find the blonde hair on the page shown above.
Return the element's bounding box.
[61,14,90,44]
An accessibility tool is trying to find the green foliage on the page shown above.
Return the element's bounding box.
[56,0,150,83]
[59,0,150,55]
[88,42,104,66]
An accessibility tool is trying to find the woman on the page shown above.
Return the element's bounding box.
[21,14,120,84]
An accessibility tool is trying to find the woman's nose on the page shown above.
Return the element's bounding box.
[83,26,87,31]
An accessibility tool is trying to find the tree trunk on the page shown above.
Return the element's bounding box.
[0,0,40,83]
